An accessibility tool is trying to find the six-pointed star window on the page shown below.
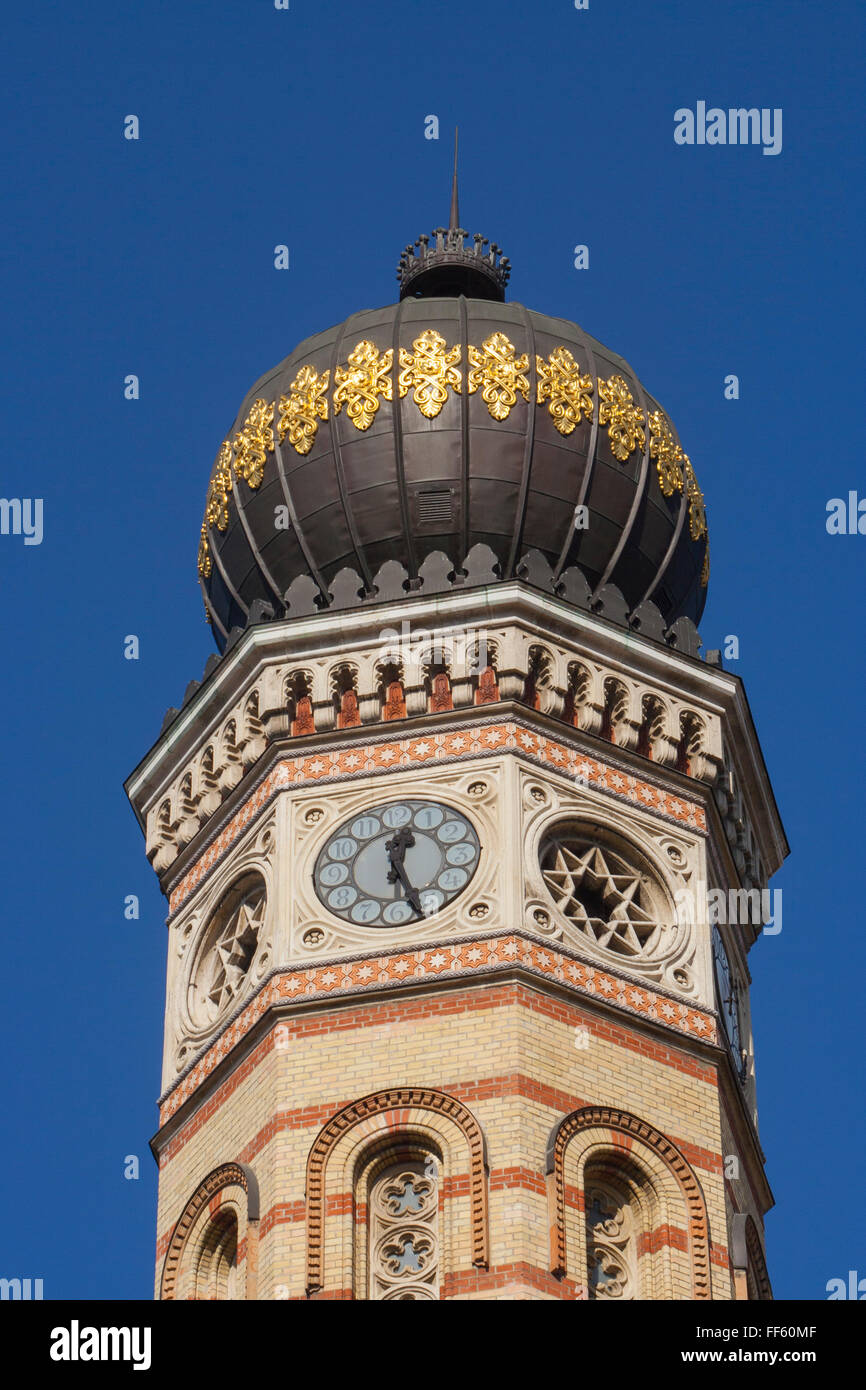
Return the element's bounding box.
[541,842,661,957]
[197,884,265,1022]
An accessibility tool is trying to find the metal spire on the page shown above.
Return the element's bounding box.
[449,128,459,230]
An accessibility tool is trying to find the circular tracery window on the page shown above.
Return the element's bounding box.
[539,824,671,959]
[188,874,266,1028]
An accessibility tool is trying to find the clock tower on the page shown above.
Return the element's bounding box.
[126,198,787,1301]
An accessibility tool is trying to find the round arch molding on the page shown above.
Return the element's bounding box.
[160,1161,260,1301]
[731,1212,773,1300]
[546,1105,712,1299]
[305,1087,489,1295]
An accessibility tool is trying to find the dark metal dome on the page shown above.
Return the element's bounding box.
[198,291,709,652]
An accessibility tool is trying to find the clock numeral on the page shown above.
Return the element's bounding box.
[327,885,357,910]
[319,862,348,886]
[329,836,358,861]
[351,816,381,840]
[446,843,475,866]
[414,805,443,830]
[439,867,468,891]
[383,900,413,925]
[437,821,466,844]
[382,804,412,829]
[351,899,380,923]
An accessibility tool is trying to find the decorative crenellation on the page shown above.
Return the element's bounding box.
[144,626,722,877]
[197,331,708,578]
[397,226,511,298]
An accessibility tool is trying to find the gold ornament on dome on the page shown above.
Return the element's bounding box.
[397,329,462,419]
[467,331,530,420]
[278,365,330,456]
[197,522,212,579]
[232,398,274,488]
[333,339,394,430]
[648,409,685,496]
[700,543,710,588]
[598,375,646,461]
[204,440,235,531]
[683,456,707,540]
[536,346,594,435]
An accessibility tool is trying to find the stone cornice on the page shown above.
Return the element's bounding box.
[127,583,725,812]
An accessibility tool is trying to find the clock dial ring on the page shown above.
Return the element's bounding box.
[313,799,481,928]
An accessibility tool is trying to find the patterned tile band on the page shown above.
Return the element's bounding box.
[159,933,718,1123]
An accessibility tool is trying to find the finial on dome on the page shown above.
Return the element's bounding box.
[449,127,460,231]
[397,133,510,302]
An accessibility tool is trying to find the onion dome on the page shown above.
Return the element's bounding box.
[198,176,709,653]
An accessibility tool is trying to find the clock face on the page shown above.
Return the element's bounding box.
[712,926,743,1071]
[313,799,481,928]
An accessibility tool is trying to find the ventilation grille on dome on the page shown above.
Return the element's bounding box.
[415,488,455,530]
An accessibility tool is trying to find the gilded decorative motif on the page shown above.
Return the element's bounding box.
[648,409,685,496]
[467,331,530,421]
[278,365,330,456]
[333,339,394,431]
[397,329,461,419]
[683,455,708,540]
[204,440,235,531]
[536,347,594,435]
[232,398,274,488]
[598,375,646,461]
[700,544,710,588]
[197,523,212,579]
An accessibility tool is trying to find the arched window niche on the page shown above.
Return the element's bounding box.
[305,1087,489,1299]
[160,1162,259,1301]
[546,1106,712,1300]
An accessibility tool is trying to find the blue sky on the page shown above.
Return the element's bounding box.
[1,0,862,1299]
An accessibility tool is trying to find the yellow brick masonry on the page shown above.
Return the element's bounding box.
[153,978,732,1300]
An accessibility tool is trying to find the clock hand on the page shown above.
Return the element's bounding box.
[385,828,424,916]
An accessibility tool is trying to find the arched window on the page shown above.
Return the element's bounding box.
[196,1208,239,1300]
[601,679,628,743]
[160,1162,259,1301]
[368,1157,440,1300]
[547,1106,713,1300]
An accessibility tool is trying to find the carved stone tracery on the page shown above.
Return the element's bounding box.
[370,1162,440,1300]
